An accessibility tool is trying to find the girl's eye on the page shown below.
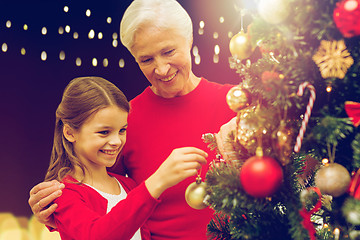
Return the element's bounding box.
[119,128,127,134]
[98,131,109,135]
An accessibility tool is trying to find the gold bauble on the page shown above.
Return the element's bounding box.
[272,122,293,165]
[226,86,252,112]
[235,107,258,151]
[275,126,292,147]
[237,120,257,151]
[185,178,208,210]
[229,30,253,60]
[315,163,351,197]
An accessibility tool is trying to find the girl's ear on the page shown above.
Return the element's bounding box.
[63,124,76,142]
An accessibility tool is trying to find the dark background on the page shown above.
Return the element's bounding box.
[0,0,250,217]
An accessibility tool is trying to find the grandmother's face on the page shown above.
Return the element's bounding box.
[131,26,195,98]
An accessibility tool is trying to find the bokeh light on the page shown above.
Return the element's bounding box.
[6,20,11,28]
[119,58,125,68]
[41,51,47,61]
[88,29,95,39]
[41,27,47,35]
[2,43,8,52]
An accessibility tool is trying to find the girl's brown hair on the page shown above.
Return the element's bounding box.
[44,76,129,182]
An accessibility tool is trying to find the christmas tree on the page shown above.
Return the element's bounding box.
[192,0,360,239]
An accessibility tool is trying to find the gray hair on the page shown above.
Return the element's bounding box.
[120,0,193,52]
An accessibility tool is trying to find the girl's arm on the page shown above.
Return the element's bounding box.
[54,147,207,240]
[54,181,158,240]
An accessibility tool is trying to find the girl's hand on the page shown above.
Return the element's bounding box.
[145,147,207,199]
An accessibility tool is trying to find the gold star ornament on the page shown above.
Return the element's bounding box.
[312,39,354,79]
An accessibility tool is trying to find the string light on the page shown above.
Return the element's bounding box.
[199,21,205,29]
[214,45,220,55]
[213,44,220,63]
[322,158,329,165]
[198,20,205,35]
[75,57,82,66]
[73,32,79,39]
[192,45,199,56]
[92,58,98,66]
[213,54,219,63]
[326,85,332,92]
[103,58,108,67]
[194,55,201,65]
[112,39,118,47]
[119,58,125,68]
[58,26,64,35]
[41,27,47,35]
[1,2,233,70]
[41,51,47,61]
[65,25,71,33]
[2,43,8,52]
[59,51,65,60]
[198,28,204,35]
[334,228,340,240]
[6,20,11,28]
[88,29,95,39]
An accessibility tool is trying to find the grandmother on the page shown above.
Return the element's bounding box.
[28,0,236,239]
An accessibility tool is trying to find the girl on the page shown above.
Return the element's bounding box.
[45,76,208,240]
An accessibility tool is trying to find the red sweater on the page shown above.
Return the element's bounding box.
[53,173,160,240]
[113,78,235,240]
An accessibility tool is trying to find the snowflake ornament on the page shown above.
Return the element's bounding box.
[312,39,354,79]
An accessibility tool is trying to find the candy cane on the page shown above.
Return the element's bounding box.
[294,82,316,153]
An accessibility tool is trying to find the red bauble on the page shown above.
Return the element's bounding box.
[261,71,281,84]
[345,101,360,127]
[348,169,360,200]
[333,0,360,38]
[240,156,283,198]
[261,71,283,92]
[354,183,360,199]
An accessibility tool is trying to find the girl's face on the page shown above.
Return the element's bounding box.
[131,26,196,98]
[72,106,128,171]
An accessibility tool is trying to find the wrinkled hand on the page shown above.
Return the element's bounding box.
[145,147,208,199]
[215,117,237,161]
[28,180,65,229]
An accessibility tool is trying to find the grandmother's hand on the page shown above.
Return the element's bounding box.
[215,117,237,161]
[28,180,64,229]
